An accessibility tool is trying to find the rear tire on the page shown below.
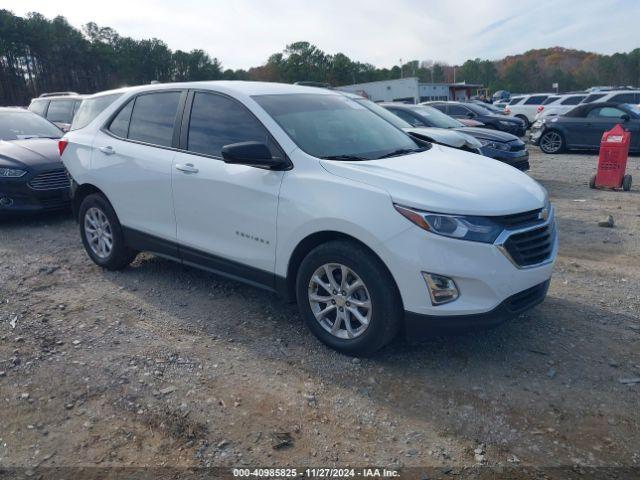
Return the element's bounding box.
[296,240,402,356]
[79,193,137,270]
[623,174,632,191]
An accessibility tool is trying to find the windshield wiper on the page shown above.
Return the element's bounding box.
[377,147,427,159]
[321,154,367,161]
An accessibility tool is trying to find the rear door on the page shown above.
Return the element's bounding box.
[171,90,285,282]
[583,106,629,147]
[92,90,185,246]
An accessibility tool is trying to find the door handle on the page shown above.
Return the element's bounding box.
[98,146,115,155]
[175,163,199,174]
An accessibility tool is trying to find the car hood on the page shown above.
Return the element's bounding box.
[455,127,520,142]
[320,145,546,216]
[403,127,482,149]
[0,138,61,169]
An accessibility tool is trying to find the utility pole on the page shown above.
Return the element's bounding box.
[399,58,403,79]
[453,66,456,83]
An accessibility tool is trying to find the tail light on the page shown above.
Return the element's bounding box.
[58,139,68,157]
[504,107,510,114]
[537,105,544,113]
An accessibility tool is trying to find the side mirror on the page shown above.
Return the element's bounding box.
[466,112,475,119]
[621,114,630,122]
[221,141,288,170]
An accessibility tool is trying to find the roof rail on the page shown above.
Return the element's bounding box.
[38,91,79,98]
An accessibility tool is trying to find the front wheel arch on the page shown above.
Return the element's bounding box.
[284,231,403,309]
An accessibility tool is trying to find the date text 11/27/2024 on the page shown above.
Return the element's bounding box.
[232,468,400,478]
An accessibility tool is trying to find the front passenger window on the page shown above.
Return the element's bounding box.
[187,92,270,157]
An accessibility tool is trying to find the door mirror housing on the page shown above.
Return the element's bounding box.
[466,112,475,119]
[621,113,630,122]
[221,141,289,170]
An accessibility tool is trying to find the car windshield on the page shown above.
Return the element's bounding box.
[0,111,62,140]
[412,106,464,129]
[253,93,422,160]
[71,92,123,131]
[465,103,494,115]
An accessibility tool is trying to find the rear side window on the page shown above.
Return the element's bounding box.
[430,104,447,113]
[542,96,560,105]
[108,99,134,137]
[448,105,469,116]
[523,95,548,105]
[187,92,270,157]
[609,93,636,103]
[29,100,49,116]
[583,93,606,103]
[127,92,181,147]
[561,96,584,105]
[72,93,123,131]
[46,99,76,123]
[508,97,523,105]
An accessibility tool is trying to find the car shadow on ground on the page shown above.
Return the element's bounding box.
[0,209,72,228]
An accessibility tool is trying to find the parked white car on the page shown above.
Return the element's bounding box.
[504,94,552,127]
[60,82,557,355]
[579,89,640,105]
[533,93,587,121]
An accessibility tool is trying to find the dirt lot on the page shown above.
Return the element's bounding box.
[1,147,639,478]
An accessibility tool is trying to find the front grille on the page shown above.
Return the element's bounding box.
[505,280,549,313]
[504,223,556,267]
[493,209,543,228]
[29,169,70,191]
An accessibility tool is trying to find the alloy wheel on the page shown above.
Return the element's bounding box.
[84,207,113,259]
[308,263,372,340]
[540,131,562,153]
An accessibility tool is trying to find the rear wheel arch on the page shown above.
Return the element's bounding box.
[72,183,108,221]
[284,231,402,308]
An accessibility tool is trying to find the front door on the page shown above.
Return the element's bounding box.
[171,91,285,285]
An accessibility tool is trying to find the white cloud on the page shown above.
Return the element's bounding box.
[4,0,639,70]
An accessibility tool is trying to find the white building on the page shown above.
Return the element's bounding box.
[337,78,483,103]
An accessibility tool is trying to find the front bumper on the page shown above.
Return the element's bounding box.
[497,123,526,137]
[404,279,550,336]
[480,145,530,171]
[0,178,70,216]
[380,208,557,320]
[529,127,544,145]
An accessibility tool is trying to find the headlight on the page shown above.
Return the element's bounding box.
[0,168,26,178]
[478,139,510,151]
[394,205,503,243]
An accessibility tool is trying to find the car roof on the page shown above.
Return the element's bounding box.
[0,107,33,113]
[115,81,338,97]
[31,94,85,102]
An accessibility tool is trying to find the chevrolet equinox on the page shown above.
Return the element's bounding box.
[61,82,557,355]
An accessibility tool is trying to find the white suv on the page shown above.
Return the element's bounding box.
[580,90,640,105]
[534,93,587,121]
[505,94,552,127]
[60,82,557,355]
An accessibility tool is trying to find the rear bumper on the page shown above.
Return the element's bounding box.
[404,279,550,336]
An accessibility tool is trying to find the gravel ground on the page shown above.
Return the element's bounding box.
[1,147,639,478]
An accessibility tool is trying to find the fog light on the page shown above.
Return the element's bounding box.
[422,272,459,305]
[0,196,13,207]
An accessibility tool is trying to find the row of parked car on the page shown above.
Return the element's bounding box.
[1,81,557,355]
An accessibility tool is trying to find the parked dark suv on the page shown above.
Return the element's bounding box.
[425,101,526,137]
[28,92,85,132]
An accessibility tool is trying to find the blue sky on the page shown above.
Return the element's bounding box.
[5,0,639,70]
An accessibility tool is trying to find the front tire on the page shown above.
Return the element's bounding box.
[79,193,137,270]
[539,130,565,154]
[623,174,632,191]
[296,240,402,356]
[515,114,529,129]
